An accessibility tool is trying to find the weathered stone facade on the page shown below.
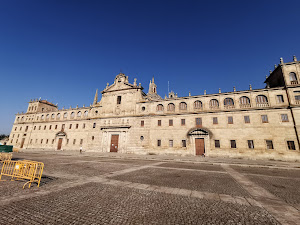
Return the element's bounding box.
[8,57,300,160]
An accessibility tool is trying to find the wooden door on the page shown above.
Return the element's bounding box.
[195,138,205,155]
[110,135,119,152]
[20,138,25,148]
[57,138,63,150]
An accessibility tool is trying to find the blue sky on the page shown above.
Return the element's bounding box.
[0,0,299,134]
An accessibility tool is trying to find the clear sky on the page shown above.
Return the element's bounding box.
[0,0,299,134]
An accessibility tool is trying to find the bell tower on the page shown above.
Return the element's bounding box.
[148,77,157,94]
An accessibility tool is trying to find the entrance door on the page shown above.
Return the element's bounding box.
[57,138,63,150]
[20,138,25,148]
[110,135,119,152]
[195,138,205,155]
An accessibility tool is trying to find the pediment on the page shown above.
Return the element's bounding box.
[188,128,209,136]
[56,131,67,137]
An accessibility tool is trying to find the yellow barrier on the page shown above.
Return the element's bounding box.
[0,153,12,162]
[0,160,44,189]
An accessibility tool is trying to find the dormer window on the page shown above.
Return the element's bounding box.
[117,96,121,104]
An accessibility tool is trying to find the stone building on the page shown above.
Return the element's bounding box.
[8,57,300,160]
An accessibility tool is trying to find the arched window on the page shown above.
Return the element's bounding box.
[57,113,61,119]
[239,96,250,105]
[290,72,298,84]
[256,95,269,107]
[156,104,164,112]
[179,102,187,110]
[41,115,45,120]
[209,99,219,108]
[17,117,20,121]
[21,116,24,121]
[46,114,50,119]
[77,111,82,117]
[84,111,88,117]
[256,95,268,103]
[194,100,202,109]
[70,112,75,118]
[167,103,175,112]
[63,112,68,118]
[51,114,55,119]
[224,98,234,108]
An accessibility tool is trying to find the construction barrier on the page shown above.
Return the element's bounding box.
[0,145,13,152]
[0,153,12,162]
[0,160,44,189]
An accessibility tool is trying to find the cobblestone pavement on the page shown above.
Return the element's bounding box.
[0,151,299,225]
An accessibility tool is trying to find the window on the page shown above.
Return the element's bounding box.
[169,140,173,147]
[141,106,145,111]
[215,140,220,148]
[39,126,41,130]
[25,126,28,132]
[141,120,144,127]
[224,98,234,106]
[57,113,61,119]
[83,123,85,129]
[210,99,219,108]
[196,118,202,127]
[117,96,122,104]
[71,112,75,118]
[194,100,202,109]
[287,141,296,150]
[51,114,55,119]
[157,104,164,112]
[261,115,268,123]
[239,96,250,105]
[256,95,268,103]
[41,139,43,144]
[76,124,79,129]
[157,139,161,147]
[182,140,186,147]
[158,120,161,126]
[49,125,52,130]
[95,110,98,114]
[169,119,173,126]
[41,115,45,120]
[92,136,94,141]
[69,124,72,129]
[66,139,69,145]
[179,102,187,110]
[64,113,68,118]
[266,140,274,149]
[30,139,32,144]
[244,116,250,123]
[289,72,297,81]
[77,111,82,117]
[248,140,254,149]
[281,114,289,122]
[46,139,48,144]
[213,117,218,124]
[84,111,88,117]
[80,139,83,145]
[52,139,54,144]
[167,103,175,112]
[230,140,236,148]
[55,125,58,129]
[73,139,76,145]
[140,136,144,141]
[61,124,65,131]
[44,125,46,130]
[295,95,300,101]
[20,127,22,131]
[14,127,17,131]
[93,123,96,128]
[181,119,185,126]
[46,114,50,119]
[276,95,284,103]
[228,116,233,124]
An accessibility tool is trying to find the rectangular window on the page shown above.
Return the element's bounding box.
[157,139,161,147]
[230,140,236,148]
[244,116,250,123]
[34,126,36,130]
[67,139,69,144]
[30,139,32,144]
[73,139,76,145]
[61,124,65,131]
[39,126,41,130]
[248,140,254,149]
[266,140,274,149]
[169,140,173,147]
[169,119,173,126]
[181,119,185,126]
[14,127,17,131]
[182,140,186,147]
[287,141,296,150]
[141,120,144,127]
[93,123,96,128]
[83,123,85,129]
[49,125,52,130]
[228,116,233,124]
[117,96,122,104]
[261,115,268,123]
[158,120,161,126]
[215,140,220,148]
[196,118,202,127]
[276,95,284,103]
[213,117,218,124]
[55,125,58,129]
[69,124,72,129]
[41,139,43,144]
[92,136,94,141]
[44,125,46,130]
[76,124,79,129]
[80,139,83,145]
[46,139,48,144]
[52,139,54,144]
[281,114,289,122]
[25,126,28,132]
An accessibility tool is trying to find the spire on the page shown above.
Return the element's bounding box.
[93,89,98,105]
[294,55,298,62]
[148,76,157,94]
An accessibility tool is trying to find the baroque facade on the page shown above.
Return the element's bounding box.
[8,57,300,160]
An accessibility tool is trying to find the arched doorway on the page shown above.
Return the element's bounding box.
[188,128,210,156]
[55,131,67,150]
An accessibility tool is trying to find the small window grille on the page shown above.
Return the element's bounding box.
[281,114,289,122]
[117,96,122,104]
[261,115,268,123]
[196,118,202,126]
[158,120,161,126]
[182,140,186,147]
[169,140,173,147]
[169,119,173,126]
[244,116,250,123]
[213,117,218,124]
[157,140,161,147]
[266,140,274,149]
[287,141,296,150]
[230,140,236,148]
[93,123,96,128]
[248,140,254,149]
[181,119,185,126]
[276,95,284,103]
[228,116,233,124]
[141,120,144,127]
[215,140,220,148]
